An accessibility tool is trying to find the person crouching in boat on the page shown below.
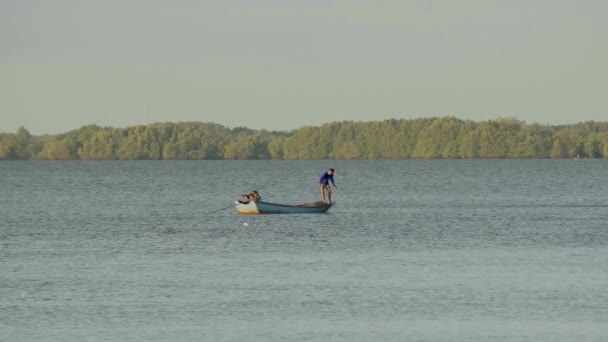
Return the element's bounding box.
[319,168,338,203]
[239,190,261,204]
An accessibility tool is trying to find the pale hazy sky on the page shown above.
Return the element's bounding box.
[1,0,606,134]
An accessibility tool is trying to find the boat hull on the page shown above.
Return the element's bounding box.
[235,201,334,214]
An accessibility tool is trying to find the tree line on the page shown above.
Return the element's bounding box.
[2,117,608,160]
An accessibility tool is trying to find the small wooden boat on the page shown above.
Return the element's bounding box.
[235,200,334,214]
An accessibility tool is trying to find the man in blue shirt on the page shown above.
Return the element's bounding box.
[319,168,338,203]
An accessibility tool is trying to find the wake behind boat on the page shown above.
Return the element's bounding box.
[235,200,334,214]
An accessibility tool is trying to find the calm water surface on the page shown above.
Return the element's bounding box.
[1,160,607,341]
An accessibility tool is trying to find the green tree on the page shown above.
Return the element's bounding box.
[79,129,121,160]
[550,139,567,158]
[267,137,285,159]
[583,133,601,158]
[36,136,78,160]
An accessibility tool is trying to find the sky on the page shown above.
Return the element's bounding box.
[1,0,607,134]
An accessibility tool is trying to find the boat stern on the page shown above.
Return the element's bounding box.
[235,201,260,214]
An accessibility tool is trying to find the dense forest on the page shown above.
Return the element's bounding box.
[1,117,608,160]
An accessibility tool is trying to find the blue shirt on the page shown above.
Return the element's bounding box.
[319,172,335,186]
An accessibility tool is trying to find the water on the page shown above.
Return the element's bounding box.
[1,160,607,341]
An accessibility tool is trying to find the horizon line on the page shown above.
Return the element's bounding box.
[3,115,606,136]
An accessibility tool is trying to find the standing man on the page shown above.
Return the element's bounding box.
[319,168,338,203]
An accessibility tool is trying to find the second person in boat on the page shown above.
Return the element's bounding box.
[319,168,338,204]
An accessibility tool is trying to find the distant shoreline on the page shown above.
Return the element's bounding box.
[1,158,603,162]
[1,117,607,160]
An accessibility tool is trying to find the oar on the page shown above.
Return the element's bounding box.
[205,203,240,215]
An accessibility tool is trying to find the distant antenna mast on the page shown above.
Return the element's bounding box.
[145,103,150,125]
